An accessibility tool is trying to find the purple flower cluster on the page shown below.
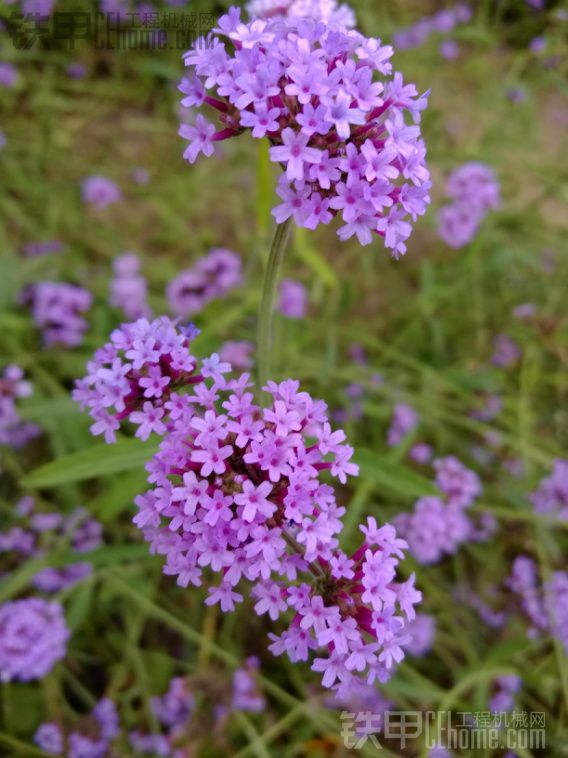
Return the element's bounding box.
[219,340,255,371]
[232,656,266,712]
[402,612,436,657]
[23,281,92,347]
[0,62,18,88]
[73,317,212,443]
[387,402,418,447]
[0,364,41,449]
[132,375,420,696]
[279,278,308,319]
[508,557,568,653]
[21,239,64,257]
[35,697,119,757]
[0,598,69,682]
[488,675,521,713]
[492,334,521,368]
[393,3,472,50]
[246,0,356,29]
[110,253,150,320]
[438,162,500,249]
[167,248,242,317]
[179,7,430,255]
[395,456,491,564]
[530,460,568,521]
[1,499,103,592]
[81,175,122,210]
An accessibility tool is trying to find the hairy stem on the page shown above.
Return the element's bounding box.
[257,218,293,390]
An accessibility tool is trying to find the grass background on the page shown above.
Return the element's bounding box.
[0,0,567,755]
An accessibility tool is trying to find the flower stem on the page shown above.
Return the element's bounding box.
[257,217,293,389]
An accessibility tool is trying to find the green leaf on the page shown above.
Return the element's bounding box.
[22,439,158,488]
[354,449,439,499]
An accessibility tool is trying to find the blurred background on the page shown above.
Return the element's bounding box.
[0,1,567,756]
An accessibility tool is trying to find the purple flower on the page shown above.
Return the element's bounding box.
[387,403,418,447]
[21,239,64,257]
[492,334,521,368]
[110,253,150,320]
[81,176,122,209]
[402,613,436,656]
[530,460,568,521]
[0,63,18,88]
[446,162,500,212]
[0,364,41,449]
[0,598,69,682]
[219,340,254,371]
[246,0,356,29]
[93,698,120,741]
[433,456,481,508]
[438,162,500,248]
[167,248,242,317]
[180,9,431,257]
[232,656,265,712]
[279,279,308,319]
[73,317,220,443]
[439,39,460,61]
[34,723,63,754]
[393,4,471,50]
[23,281,92,348]
[151,677,194,728]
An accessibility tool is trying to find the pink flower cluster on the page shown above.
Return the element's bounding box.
[395,456,493,564]
[109,253,150,320]
[75,317,421,698]
[179,7,430,255]
[167,248,242,317]
[438,162,500,249]
[73,317,213,443]
[0,364,41,449]
[23,281,92,347]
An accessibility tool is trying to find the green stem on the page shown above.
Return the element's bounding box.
[257,218,293,389]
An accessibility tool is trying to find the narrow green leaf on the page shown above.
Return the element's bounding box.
[354,449,439,499]
[22,439,158,488]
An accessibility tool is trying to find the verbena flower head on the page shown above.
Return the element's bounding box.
[24,281,92,347]
[387,402,418,447]
[433,455,481,508]
[0,364,41,449]
[110,253,150,320]
[81,175,122,210]
[395,457,490,564]
[402,612,436,656]
[246,0,356,29]
[530,460,568,521]
[0,62,18,89]
[438,161,500,249]
[279,278,307,319]
[73,316,214,443]
[508,556,568,652]
[0,598,69,682]
[130,366,419,697]
[167,248,242,317]
[492,334,521,368]
[219,340,255,370]
[179,7,430,256]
